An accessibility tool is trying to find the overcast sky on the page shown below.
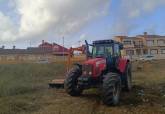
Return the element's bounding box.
[0,0,165,49]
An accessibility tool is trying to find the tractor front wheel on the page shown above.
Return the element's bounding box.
[64,66,83,96]
[102,73,121,106]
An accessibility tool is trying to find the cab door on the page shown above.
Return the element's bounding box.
[105,45,113,69]
[105,43,121,70]
[113,43,121,68]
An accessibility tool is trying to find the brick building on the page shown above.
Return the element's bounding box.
[0,40,69,63]
[39,40,69,55]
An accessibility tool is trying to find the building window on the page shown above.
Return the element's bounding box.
[126,50,134,55]
[161,49,165,54]
[157,40,165,46]
[143,49,148,55]
[136,49,141,55]
[147,40,154,46]
[134,41,143,48]
[150,49,158,55]
[123,40,132,45]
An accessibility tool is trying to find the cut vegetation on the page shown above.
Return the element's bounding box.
[0,60,165,114]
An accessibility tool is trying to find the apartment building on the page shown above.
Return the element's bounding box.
[114,32,165,59]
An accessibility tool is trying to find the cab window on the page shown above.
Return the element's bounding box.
[114,44,120,56]
[105,46,113,56]
[92,46,105,57]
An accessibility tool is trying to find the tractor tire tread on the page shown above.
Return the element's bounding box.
[102,72,121,106]
[64,66,82,96]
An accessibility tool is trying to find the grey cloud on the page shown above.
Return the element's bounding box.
[0,0,110,42]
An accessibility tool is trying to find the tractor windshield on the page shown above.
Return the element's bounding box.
[92,45,113,58]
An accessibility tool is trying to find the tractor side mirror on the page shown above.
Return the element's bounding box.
[87,54,92,58]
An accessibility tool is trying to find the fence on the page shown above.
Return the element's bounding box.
[0,54,86,65]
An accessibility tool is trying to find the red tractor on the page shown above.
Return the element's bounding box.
[64,39,132,105]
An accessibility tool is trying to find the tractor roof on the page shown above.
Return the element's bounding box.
[93,39,121,45]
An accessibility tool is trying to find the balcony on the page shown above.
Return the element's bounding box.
[157,40,165,46]
[134,45,144,48]
[123,44,134,48]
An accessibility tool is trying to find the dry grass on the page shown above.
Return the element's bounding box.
[0,60,165,114]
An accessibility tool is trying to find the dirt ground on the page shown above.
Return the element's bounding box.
[0,60,165,114]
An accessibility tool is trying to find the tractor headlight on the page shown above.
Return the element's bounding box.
[89,71,92,75]
[82,64,93,76]
[83,71,87,75]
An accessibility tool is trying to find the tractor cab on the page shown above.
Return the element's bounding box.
[92,40,123,58]
[86,40,124,70]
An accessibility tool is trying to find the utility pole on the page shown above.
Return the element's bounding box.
[29,41,31,47]
[62,37,65,60]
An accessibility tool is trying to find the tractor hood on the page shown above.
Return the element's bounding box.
[84,58,106,66]
[83,58,106,77]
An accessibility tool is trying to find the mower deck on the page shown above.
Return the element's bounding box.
[49,79,64,88]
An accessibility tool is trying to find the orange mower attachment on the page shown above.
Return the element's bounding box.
[49,45,87,88]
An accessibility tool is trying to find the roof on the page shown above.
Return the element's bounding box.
[137,35,165,38]
[39,42,69,52]
[0,48,53,55]
[115,33,165,40]
[124,37,138,39]
[0,41,69,55]
[52,43,69,52]
[39,42,54,47]
[93,39,121,45]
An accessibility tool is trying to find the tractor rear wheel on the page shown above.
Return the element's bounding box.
[64,66,83,96]
[102,73,121,106]
[123,63,132,91]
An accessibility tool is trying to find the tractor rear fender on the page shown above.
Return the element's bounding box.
[117,59,130,73]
